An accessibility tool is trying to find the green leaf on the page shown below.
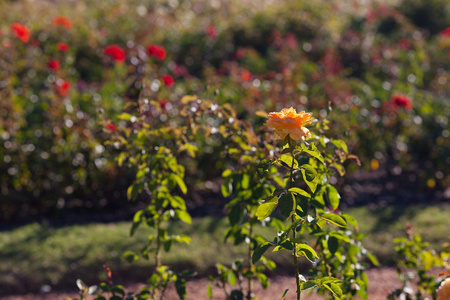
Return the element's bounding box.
[175,278,187,300]
[288,188,310,198]
[252,242,272,264]
[340,213,358,229]
[228,205,242,226]
[281,289,289,300]
[122,251,139,263]
[320,213,347,228]
[322,283,343,299]
[300,164,319,193]
[326,186,340,210]
[257,159,273,178]
[328,231,350,243]
[278,154,298,169]
[207,284,213,299]
[176,210,192,224]
[279,239,294,251]
[173,234,191,244]
[367,251,380,266]
[171,174,187,194]
[279,193,295,219]
[180,143,198,158]
[221,177,232,197]
[241,173,250,190]
[301,280,319,291]
[331,139,348,154]
[227,271,237,286]
[256,200,278,220]
[301,143,324,164]
[327,236,339,254]
[297,244,319,262]
[117,112,132,121]
[257,273,269,289]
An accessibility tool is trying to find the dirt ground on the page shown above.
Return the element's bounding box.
[1,267,403,300]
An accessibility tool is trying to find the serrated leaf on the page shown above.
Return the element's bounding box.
[321,213,347,228]
[301,280,319,291]
[300,164,319,193]
[278,154,298,169]
[301,143,324,164]
[288,187,310,198]
[331,139,348,154]
[252,242,272,264]
[297,244,319,262]
[256,200,278,220]
[326,186,340,210]
[279,239,294,250]
[279,193,295,219]
[328,231,350,243]
[323,282,343,298]
[341,213,359,230]
[257,159,273,178]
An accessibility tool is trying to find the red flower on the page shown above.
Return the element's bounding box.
[52,16,72,29]
[241,70,252,81]
[11,23,30,43]
[439,27,450,38]
[57,42,70,52]
[106,124,117,131]
[390,94,412,110]
[55,80,71,96]
[48,59,60,70]
[206,25,218,39]
[398,38,411,50]
[104,45,126,63]
[161,74,174,87]
[147,44,166,61]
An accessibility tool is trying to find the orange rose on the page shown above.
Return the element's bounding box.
[437,278,450,300]
[265,107,312,140]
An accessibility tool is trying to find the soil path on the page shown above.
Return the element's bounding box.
[2,267,401,299]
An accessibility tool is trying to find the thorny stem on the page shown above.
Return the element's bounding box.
[246,215,254,300]
[288,139,301,300]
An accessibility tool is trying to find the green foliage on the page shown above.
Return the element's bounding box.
[388,225,449,299]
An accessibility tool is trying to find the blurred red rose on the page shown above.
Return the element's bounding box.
[241,70,252,81]
[206,25,218,39]
[57,42,70,52]
[161,74,174,87]
[391,94,412,110]
[11,23,30,43]
[55,80,71,96]
[52,16,72,29]
[104,45,126,63]
[48,59,60,70]
[106,124,117,131]
[439,27,450,38]
[398,38,411,50]
[147,44,166,61]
